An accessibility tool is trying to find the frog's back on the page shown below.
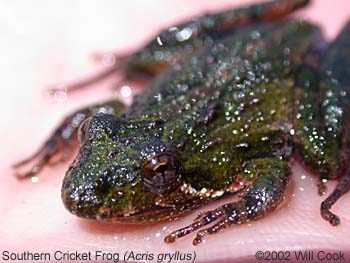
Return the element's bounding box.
[124,21,321,190]
[128,21,319,121]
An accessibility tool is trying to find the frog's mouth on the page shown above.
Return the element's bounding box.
[105,206,182,223]
[61,168,204,223]
[62,191,199,223]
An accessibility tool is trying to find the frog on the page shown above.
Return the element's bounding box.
[14,0,350,246]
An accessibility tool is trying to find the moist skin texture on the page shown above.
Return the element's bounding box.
[2,0,350,262]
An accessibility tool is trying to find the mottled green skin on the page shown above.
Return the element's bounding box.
[62,21,322,222]
[125,0,310,74]
[294,21,350,179]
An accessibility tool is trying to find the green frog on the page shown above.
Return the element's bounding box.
[14,0,350,245]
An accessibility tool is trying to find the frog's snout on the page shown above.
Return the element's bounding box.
[61,163,101,219]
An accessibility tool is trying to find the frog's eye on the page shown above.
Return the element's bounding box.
[141,152,182,194]
[77,117,92,146]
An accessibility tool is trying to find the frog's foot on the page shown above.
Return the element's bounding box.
[321,172,350,226]
[13,115,80,179]
[46,63,123,96]
[164,158,290,245]
[13,100,125,179]
[164,201,249,245]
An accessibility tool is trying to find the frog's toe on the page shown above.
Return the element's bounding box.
[164,200,251,245]
[320,173,350,226]
[191,201,248,245]
[164,206,231,245]
[13,147,49,179]
[192,218,234,246]
[13,116,78,179]
[321,203,340,226]
[13,137,75,179]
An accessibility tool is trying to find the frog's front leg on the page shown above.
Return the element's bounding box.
[164,157,290,245]
[13,100,125,179]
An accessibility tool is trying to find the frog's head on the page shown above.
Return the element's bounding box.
[62,114,198,222]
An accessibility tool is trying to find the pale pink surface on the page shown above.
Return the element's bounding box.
[1,1,350,262]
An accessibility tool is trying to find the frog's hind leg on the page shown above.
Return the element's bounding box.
[321,172,350,225]
[211,0,310,30]
[164,157,290,245]
[47,0,310,96]
[319,20,350,226]
[13,100,125,179]
[294,20,350,226]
